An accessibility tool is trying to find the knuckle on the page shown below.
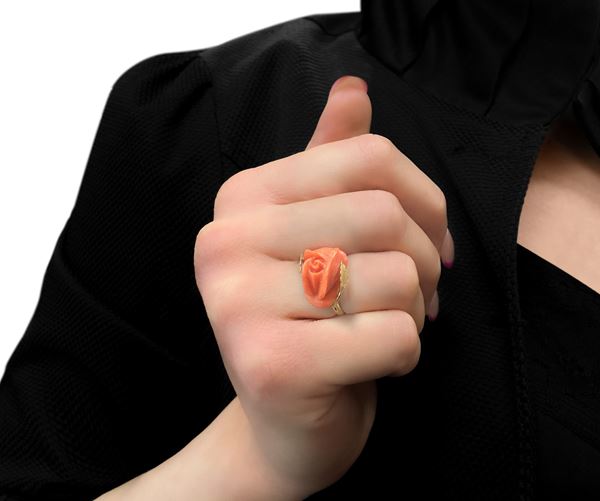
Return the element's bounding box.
[196,217,248,262]
[193,222,219,288]
[430,186,448,226]
[399,252,421,297]
[201,270,251,338]
[193,221,252,327]
[357,133,396,166]
[194,220,217,255]
[214,169,253,216]
[214,176,236,213]
[395,311,421,374]
[366,189,405,228]
[194,221,229,277]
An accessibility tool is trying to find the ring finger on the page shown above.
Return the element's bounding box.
[263,250,426,332]
[244,189,441,311]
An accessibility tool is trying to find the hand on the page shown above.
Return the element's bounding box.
[193,75,453,498]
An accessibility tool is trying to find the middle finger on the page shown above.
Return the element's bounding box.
[241,189,442,310]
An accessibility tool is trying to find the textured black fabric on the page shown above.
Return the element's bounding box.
[0,50,235,500]
[517,244,600,500]
[1,1,599,499]
[358,0,600,146]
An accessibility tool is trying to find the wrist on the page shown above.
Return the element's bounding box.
[95,396,305,501]
[186,395,306,500]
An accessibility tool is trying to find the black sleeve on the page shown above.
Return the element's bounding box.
[0,49,236,501]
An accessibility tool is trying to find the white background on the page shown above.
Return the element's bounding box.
[0,1,359,376]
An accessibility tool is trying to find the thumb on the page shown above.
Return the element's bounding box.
[306,75,372,150]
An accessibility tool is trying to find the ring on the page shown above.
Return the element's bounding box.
[298,247,349,315]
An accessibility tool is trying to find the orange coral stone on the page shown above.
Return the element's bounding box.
[300,247,349,308]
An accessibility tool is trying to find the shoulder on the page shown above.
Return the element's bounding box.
[110,12,363,176]
[111,12,360,104]
[198,12,360,76]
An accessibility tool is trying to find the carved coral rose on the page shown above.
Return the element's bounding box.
[300,247,349,308]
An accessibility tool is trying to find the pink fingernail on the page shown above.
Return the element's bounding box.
[330,75,368,95]
[427,290,439,322]
[441,229,455,269]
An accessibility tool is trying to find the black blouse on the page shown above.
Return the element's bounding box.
[2,1,600,499]
[517,243,600,499]
[358,0,600,150]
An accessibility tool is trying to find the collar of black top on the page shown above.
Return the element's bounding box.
[357,0,600,157]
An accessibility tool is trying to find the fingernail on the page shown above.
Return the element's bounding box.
[330,75,368,96]
[441,228,455,269]
[427,290,439,322]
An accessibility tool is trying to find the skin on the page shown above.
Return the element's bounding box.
[95,76,600,501]
[95,76,453,500]
[194,77,449,497]
[517,105,600,294]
